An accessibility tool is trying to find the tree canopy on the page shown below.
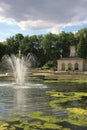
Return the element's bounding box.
[0,28,87,68]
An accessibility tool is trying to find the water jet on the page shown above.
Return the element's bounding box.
[1,51,34,85]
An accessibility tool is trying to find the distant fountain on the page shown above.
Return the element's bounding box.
[1,51,36,85]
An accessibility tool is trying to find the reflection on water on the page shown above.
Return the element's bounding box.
[0,81,50,117]
[15,89,27,110]
[0,81,87,130]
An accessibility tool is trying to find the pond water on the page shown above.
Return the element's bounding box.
[0,81,87,130]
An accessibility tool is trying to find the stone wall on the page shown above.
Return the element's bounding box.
[57,58,84,71]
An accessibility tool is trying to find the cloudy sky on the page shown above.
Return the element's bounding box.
[0,0,87,41]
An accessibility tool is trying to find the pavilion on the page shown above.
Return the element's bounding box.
[57,45,87,71]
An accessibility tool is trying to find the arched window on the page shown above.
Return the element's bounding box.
[74,63,79,70]
[61,63,65,71]
[68,63,72,70]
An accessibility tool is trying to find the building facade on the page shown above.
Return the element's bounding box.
[57,45,87,71]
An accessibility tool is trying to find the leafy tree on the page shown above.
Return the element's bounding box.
[41,33,59,62]
[77,35,87,58]
[20,35,45,66]
[6,33,24,55]
[0,43,9,60]
[29,35,46,66]
[1,28,87,68]
[75,28,87,45]
[20,36,30,55]
[58,32,70,58]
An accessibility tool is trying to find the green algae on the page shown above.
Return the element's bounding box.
[28,111,70,130]
[47,90,87,127]
[2,110,70,130]
[40,122,62,129]
[0,122,9,130]
[29,121,63,130]
[0,90,87,129]
[0,114,70,130]
[6,117,21,123]
[28,111,62,123]
[66,108,87,126]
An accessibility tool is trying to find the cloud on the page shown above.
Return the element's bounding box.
[0,0,87,33]
[18,20,55,30]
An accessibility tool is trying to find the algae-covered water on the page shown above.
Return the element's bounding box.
[0,81,87,130]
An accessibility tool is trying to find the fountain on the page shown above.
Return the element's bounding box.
[1,50,30,85]
[0,51,47,89]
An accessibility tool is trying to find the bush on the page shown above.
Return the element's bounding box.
[42,61,57,70]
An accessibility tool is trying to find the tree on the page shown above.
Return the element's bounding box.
[77,35,87,58]
[41,33,59,62]
[20,36,30,55]
[1,28,87,68]
[20,35,45,66]
[0,43,8,60]
[75,28,87,45]
[29,35,45,66]
[58,32,70,58]
[6,33,24,55]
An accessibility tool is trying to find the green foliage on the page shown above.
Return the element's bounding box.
[42,60,57,69]
[0,43,8,60]
[6,33,24,55]
[41,33,61,61]
[77,35,87,58]
[0,28,87,66]
[58,32,70,57]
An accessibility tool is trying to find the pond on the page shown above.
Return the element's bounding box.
[0,80,87,130]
